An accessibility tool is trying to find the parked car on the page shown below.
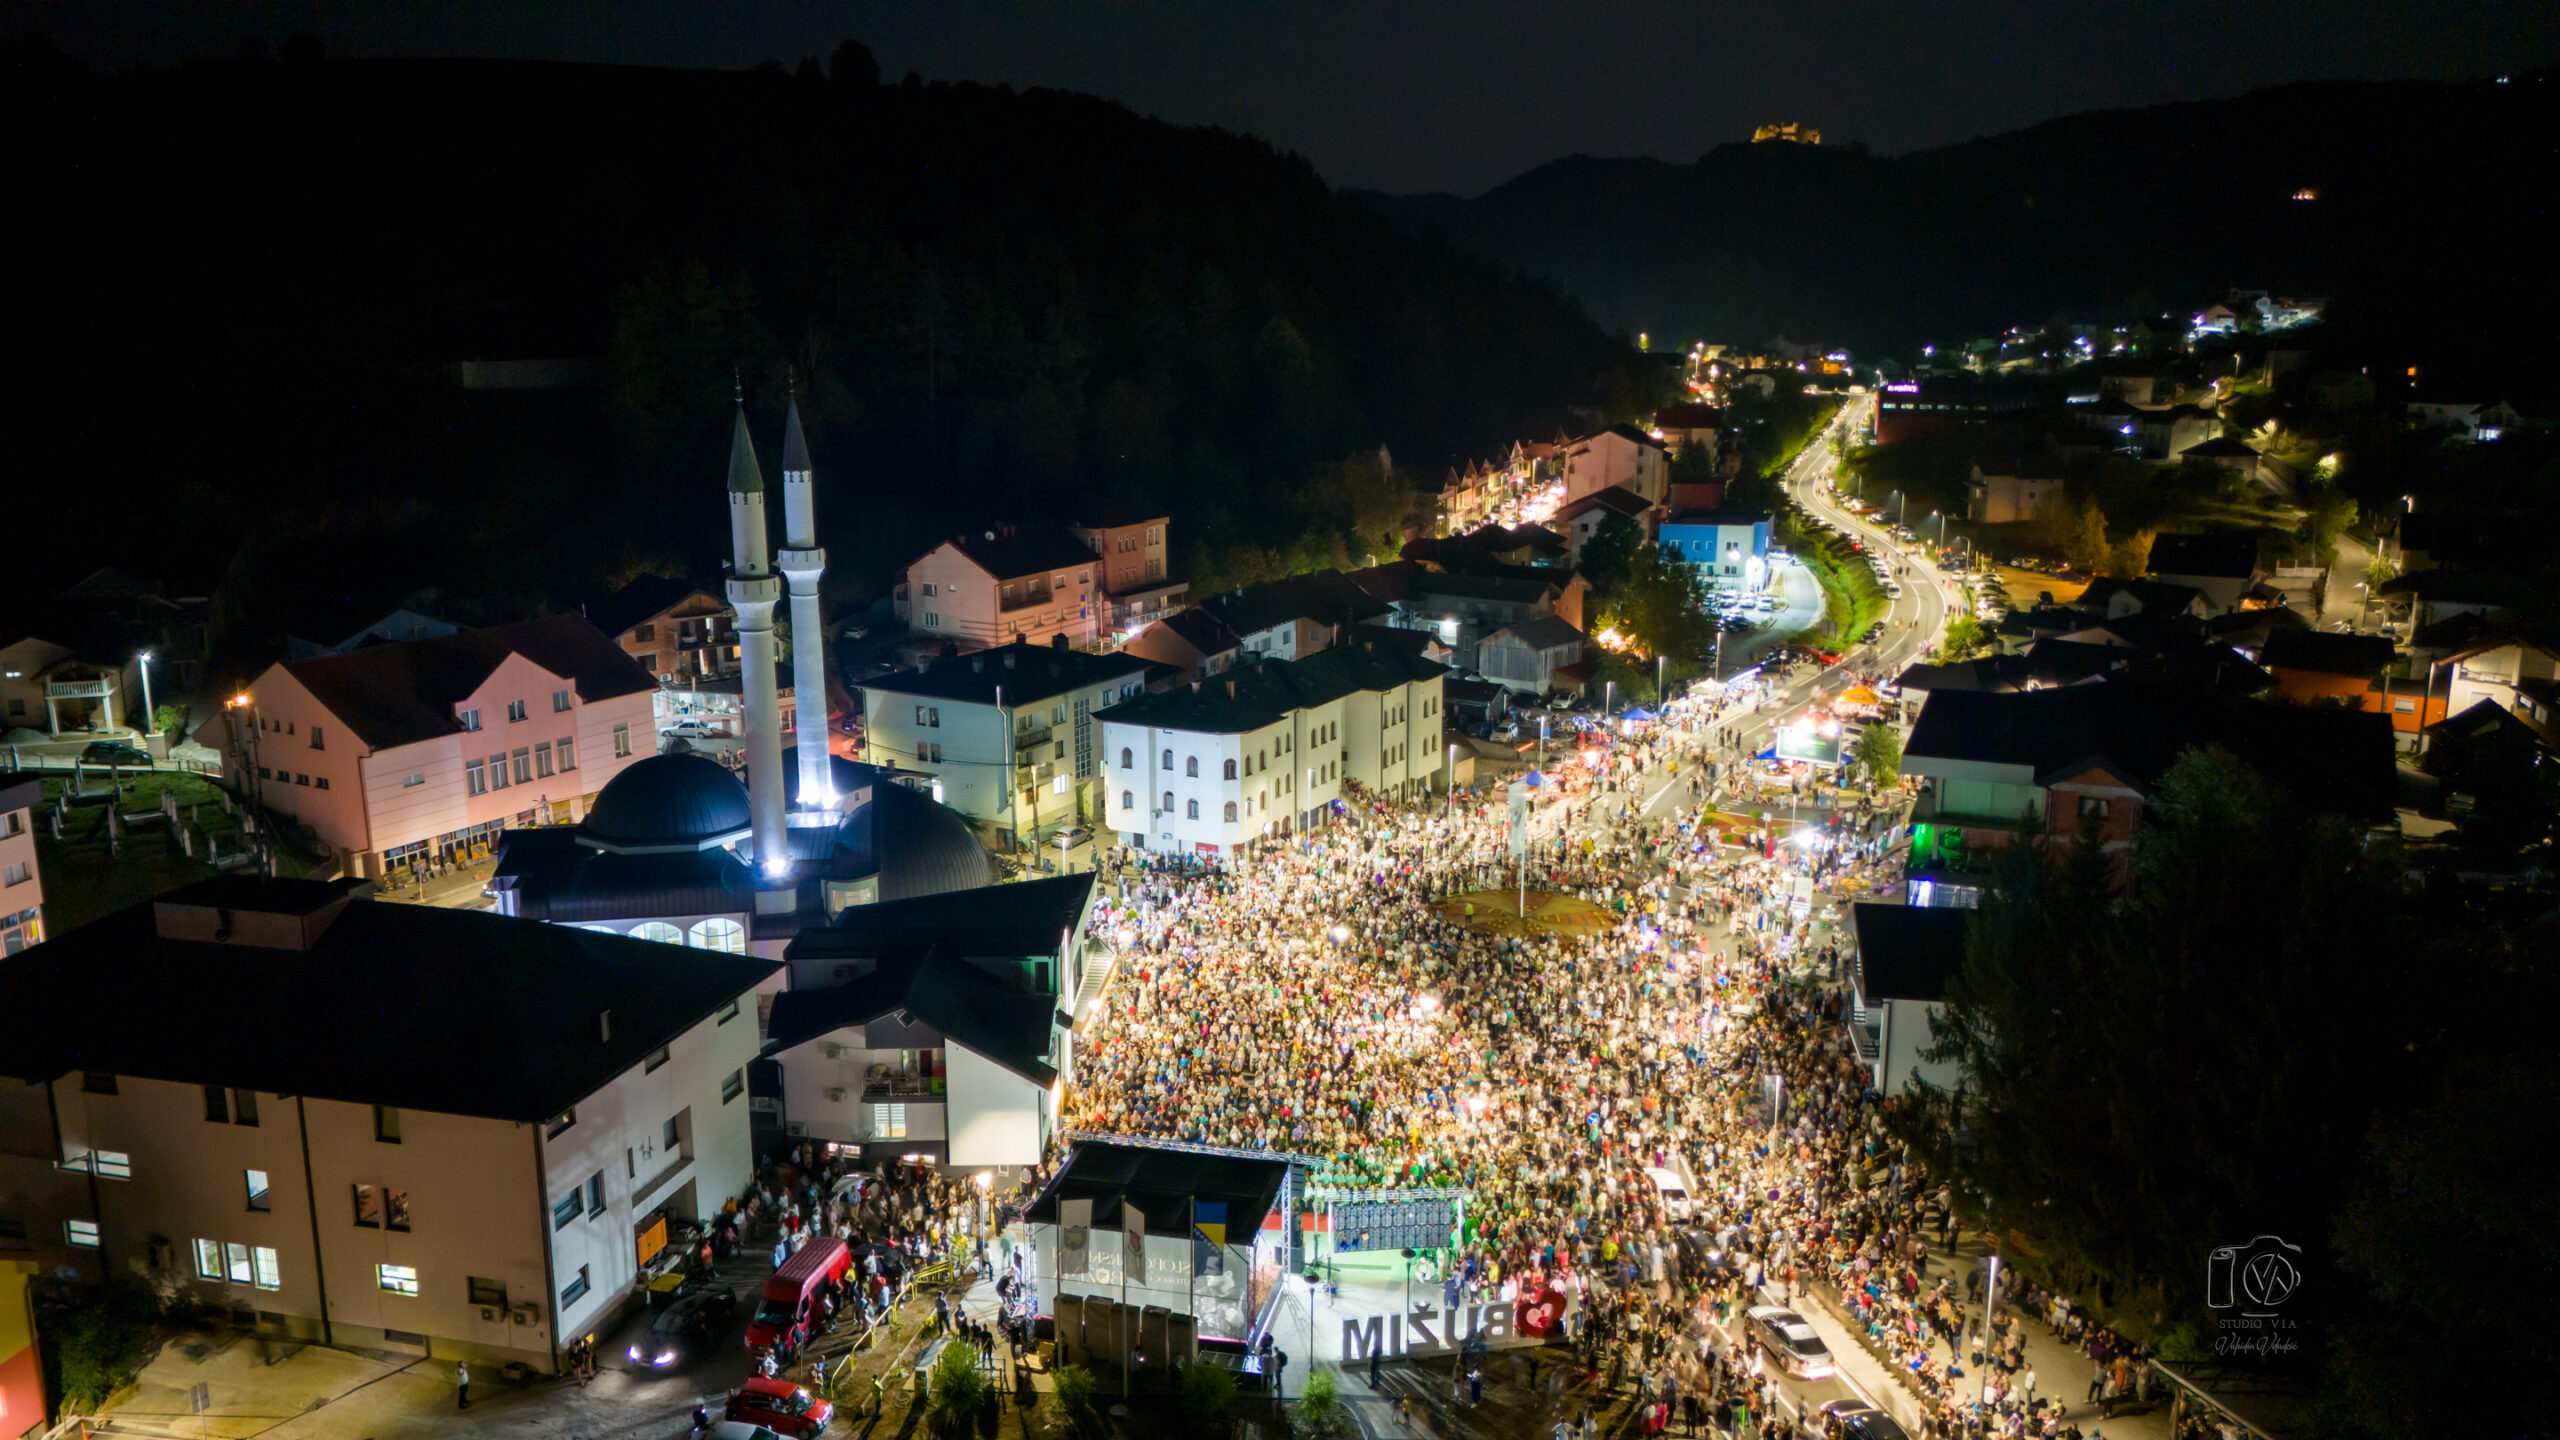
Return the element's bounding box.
[1744,1305,1835,1379]
[661,720,715,739]
[726,1378,834,1438]
[81,740,151,766]
[630,1287,738,1371]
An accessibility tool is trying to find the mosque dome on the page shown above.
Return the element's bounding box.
[863,776,993,901]
[577,754,754,855]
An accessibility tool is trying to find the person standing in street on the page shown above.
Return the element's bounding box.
[455,1359,470,1409]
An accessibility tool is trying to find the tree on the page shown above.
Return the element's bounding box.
[924,1336,991,1439]
[1296,1366,1350,1437]
[2299,487,2360,567]
[1604,542,1716,662]
[1576,511,1644,597]
[1049,1364,1107,1440]
[1179,1360,1237,1433]
[41,1279,161,1413]
[2054,493,2112,573]
[2363,547,2399,591]
[830,38,880,88]
[1852,723,1901,787]
[2107,527,2157,580]
[1939,612,1990,657]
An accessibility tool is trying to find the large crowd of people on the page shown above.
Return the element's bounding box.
[1062,677,2162,1439]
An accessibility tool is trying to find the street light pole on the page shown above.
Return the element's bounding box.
[136,651,156,738]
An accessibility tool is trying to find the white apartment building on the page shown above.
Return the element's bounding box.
[1561,425,1670,508]
[1097,643,1448,857]
[892,528,1105,652]
[1,772,41,954]
[859,639,1157,852]
[233,615,659,878]
[0,876,775,1373]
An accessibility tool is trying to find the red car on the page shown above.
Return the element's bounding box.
[727,1377,834,1438]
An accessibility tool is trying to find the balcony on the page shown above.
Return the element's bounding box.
[1908,790,2041,834]
[862,1075,946,1102]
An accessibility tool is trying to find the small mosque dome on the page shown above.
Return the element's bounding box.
[577,754,754,855]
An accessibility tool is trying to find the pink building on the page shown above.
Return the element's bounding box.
[893,528,1105,652]
[232,616,658,879]
[0,773,41,954]
[1561,425,1670,507]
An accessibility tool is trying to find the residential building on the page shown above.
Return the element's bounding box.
[1,774,40,956]
[1098,643,1448,856]
[233,616,659,879]
[1393,572,1564,658]
[2406,400,2523,442]
[2123,405,2222,461]
[1658,510,1774,589]
[0,877,775,1374]
[1561,426,1670,507]
[1551,485,1656,560]
[1476,617,1594,697]
[1875,378,1992,443]
[284,609,458,663]
[2260,630,2397,707]
[1,1249,47,1435]
[1651,403,1727,459]
[1899,683,2395,906]
[1845,904,1968,1096]
[1071,512,1188,636]
[857,639,1159,851]
[0,636,140,739]
[893,529,1104,652]
[2146,533,2266,614]
[764,875,1096,1170]
[1023,1140,1292,1359]
[583,575,738,700]
[1965,455,2066,524]
[1122,610,1243,684]
[2437,637,2560,747]
[1197,572,1392,665]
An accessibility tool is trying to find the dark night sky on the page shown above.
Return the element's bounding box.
[19,1,2555,193]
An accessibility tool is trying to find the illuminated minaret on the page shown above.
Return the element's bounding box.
[722,395,789,872]
[776,389,833,807]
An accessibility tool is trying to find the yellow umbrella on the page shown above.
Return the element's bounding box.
[1840,685,1882,707]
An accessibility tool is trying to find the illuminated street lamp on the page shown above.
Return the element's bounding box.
[136,650,156,737]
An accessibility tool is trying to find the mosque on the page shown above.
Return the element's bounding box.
[489,393,1093,1175]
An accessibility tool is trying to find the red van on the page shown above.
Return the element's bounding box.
[745,1237,852,1358]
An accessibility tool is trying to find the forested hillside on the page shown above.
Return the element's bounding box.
[2,40,1654,655]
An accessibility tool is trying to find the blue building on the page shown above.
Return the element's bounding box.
[1658,509,1773,589]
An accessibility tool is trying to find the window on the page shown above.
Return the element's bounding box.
[872,1103,908,1138]
[2393,697,2416,714]
[1186,799,1200,820]
[613,723,632,758]
[929,743,943,763]
[645,1045,671,1073]
[355,1184,381,1227]
[722,1069,744,1103]
[309,725,324,750]
[1185,756,1198,777]
[233,1090,258,1126]
[1224,801,1238,823]
[489,752,510,790]
[1122,790,1134,811]
[553,1189,583,1229]
[560,1265,590,1307]
[662,1116,681,1153]
[195,1238,223,1280]
[374,1105,401,1143]
[94,1150,131,1180]
[205,1085,229,1122]
[228,1242,254,1284]
[459,708,482,731]
[67,1220,99,1248]
[546,1109,576,1139]
[82,1071,115,1095]
[920,582,937,597]
[402,772,426,788]
[1161,749,1173,770]
[377,1264,419,1298]
[2077,795,2113,822]
[253,1246,280,1290]
[717,998,741,1024]
[316,777,329,790]
[553,689,572,713]
[922,612,939,628]
[466,759,487,795]
[1223,759,1237,780]
[1161,791,1173,813]
[246,1169,270,1212]
[512,749,532,785]
[688,918,745,953]
[294,773,310,787]
[507,699,528,723]
[586,1172,605,1217]
[535,741,554,778]
[1052,774,1068,795]
[635,622,657,642]
[1120,747,1132,769]
[2,861,26,887]
[917,740,930,761]
[469,1276,508,1308]
[557,735,575,771]
[917,705,940,728]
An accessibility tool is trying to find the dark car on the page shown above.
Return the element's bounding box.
[80,740,151,766]
[1744,1304,1835,1379]
[1819,1401,1913,1440]
[1672,1230,1739,1285]
[630,1287,738,1370]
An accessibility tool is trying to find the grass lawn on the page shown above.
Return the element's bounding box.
[30,770,285,930]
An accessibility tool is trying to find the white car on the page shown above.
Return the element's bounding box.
[1744,1305,1835,1379]
[661,720,716,739]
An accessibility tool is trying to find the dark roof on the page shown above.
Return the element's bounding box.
[833,771,995,902]
[1023,1140,1290,1234]
[2022,639,2133,685]
[859,638,1157,707]
[1850,903,1969,1004]
[1152,609,1242,655]
[0,881,776,1123]
[274,615,657,750]
[1974,452,2069,481]
[1201,571,1390,637]
[1406,571,1560,606]
[578,753,754,853]
[584,575,719,640]
[2080,577,2207,616]
[1097,644,1447,735]
[1596,422,1668,451]
[0,772,41,815]
[1342,560,1427,604]
[1653,402,1727,430]
[2378,568,2526,608]
[726,405,764,494]
[1485,615,1587,652]
[791,872,1094,963]
[1662,508,1773,528]
[1905,682,2395,818]
[2261,629,2397,679]
[2147,532,2262,581]
[1556,485,1653,521]
[2180,436,2258,459]
[765,946,1064,1087]
[945,528,1101,582]
[489,828,759,924]
[1349,622,1436,658]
